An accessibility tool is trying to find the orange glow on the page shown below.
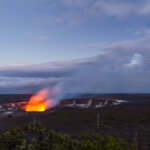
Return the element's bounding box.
[25,89,50,112]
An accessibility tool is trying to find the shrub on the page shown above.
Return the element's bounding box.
[0,128,26,150]
[0,123,135,150]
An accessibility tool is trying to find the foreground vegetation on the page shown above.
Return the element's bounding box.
[0,121,134,150]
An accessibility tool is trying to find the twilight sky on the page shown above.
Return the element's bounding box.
[0,0,150,94]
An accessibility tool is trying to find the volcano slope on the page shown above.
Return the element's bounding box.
[0,105,150,150]
[0,94,150,150]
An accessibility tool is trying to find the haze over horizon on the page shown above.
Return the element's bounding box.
[0,0,150,94]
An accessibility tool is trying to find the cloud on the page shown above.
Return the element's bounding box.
[105,36,150,57]
[137,1,150,15]
[0,47,150,94]
[61,0,90,7]
[125,53,143,68]
[29,32,49,40]
[1,35,150,94]
[89,0,150,19]
[34,0,150,26]
[131,28,150,36]
[90,1,134,19]
[79,42,102,49]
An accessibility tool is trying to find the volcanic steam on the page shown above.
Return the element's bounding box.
[25,88,51,112]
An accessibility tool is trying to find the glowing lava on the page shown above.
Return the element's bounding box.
[25,89,51,112]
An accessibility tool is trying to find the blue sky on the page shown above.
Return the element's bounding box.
[0,0,150,94]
